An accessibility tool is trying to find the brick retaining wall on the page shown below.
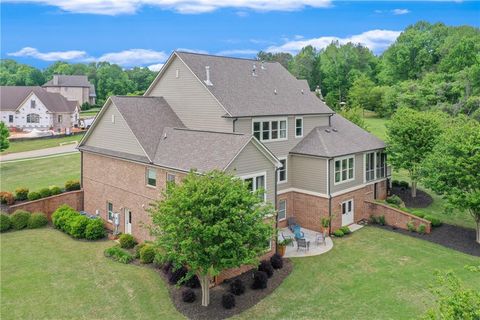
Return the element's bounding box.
[7,190,84,220]
[364,200,431,233]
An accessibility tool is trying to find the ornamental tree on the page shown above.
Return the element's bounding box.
[386,107,446,197]
[0,121,9,152]
[150,170,274,306]
[421,116,480,243]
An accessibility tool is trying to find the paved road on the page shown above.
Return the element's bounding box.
[0,143,79,162]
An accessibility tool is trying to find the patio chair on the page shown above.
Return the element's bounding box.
[281,232,294,247]
[296,238,310,252]
[315,233,326,246]
[293,225,305,240]
[287,217,298,232]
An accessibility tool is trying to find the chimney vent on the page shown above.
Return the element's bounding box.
[332,128,338,132]
[53,75,59,85]
[325,129,331,133]
[301,89,304,94]
[274,89,277,95]
[204,66,213,86]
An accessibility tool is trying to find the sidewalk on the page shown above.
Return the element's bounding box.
[0,143,78,162]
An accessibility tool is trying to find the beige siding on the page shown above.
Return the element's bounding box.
[226,142,276,204]
[147,56,232,132]
[83,101,146,156]
[291,155,328,194]
[330,153,364,193]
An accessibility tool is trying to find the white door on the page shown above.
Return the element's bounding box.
[341,199,354,226]
[124,209,132,234]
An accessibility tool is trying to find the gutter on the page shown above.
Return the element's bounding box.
[274,167,279,255]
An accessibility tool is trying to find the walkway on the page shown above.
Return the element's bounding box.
[278,227,333,258]
[0,143,78,162]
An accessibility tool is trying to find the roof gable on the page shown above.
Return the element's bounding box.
[43,75,92,88]
[0,86,77,113]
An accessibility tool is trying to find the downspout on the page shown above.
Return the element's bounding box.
[327,158,332,235]
[232,118,238,132]
[274,167,279,254]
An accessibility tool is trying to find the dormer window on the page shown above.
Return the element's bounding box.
[30,100,36,108]
[252,118,287,142]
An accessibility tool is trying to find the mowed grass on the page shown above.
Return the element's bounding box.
[0,153,80,192]
[2,228,479,320]
[80,107,101,117]
[0,228,182,320]
[1,133,84,155]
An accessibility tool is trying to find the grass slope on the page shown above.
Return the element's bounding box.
[1,134,84,155]
[0,153,80,192]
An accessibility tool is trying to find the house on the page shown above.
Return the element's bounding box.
[79,51,389,254]
[43,75,96,105]
[0,86,79,132]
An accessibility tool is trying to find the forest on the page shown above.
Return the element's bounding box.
[1,21,479,119]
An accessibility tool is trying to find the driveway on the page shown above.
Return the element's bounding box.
[0,143,78,162]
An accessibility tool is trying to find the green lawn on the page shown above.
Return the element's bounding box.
[0,153,80,192]
[2,228,478,320]
[80,107,101,117]
[1,134,84,155]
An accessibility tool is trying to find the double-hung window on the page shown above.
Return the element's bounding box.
[295,117,303,137]
[253,119,287,142]
[243,173,266,202]
[365,152,375,182]
[107,202,114,222]
[146,168,156,187]
[365,151,386,182]
[166,173,176,185]
[278,199,286,221]
[334,156,354,184]
[278,158,287,183]
[376,152,386,179]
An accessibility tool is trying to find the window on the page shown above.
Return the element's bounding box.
[107,202,114,221]
[376,152,386,178]
[334,156,354,184]
[146,168,156,187]
[295,117,303,137]
[252,119,287,142]
[243,173,266,201]
[278,199,286,221]
[30,100,36,108]
[57,115,63,123]
[26,113,40,123]
[278,158,287,183]
[166,173,176,184]
[365,152,375,182]
[8,115,13,123]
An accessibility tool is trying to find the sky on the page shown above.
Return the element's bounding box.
[1,1,479,70]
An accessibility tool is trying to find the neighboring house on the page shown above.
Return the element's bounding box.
[0,86,79,132]
[43,75,96,105]
[79,50,390,251]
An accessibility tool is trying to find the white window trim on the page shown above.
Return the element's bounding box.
[278,199,287,221]
[333,155,355,186]
[364,151,386,183]
[277,157,288,184]
[251,117,288,142]
[146,167,157,188]
[295,116,303,138]
[341,199,354,215]
[240,171,267,202]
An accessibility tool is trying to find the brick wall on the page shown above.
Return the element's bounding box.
[7,190,83,220]
[364,200,432,233]
[215,250,275,285]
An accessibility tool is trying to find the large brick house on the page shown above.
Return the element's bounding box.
[79,51,389,253]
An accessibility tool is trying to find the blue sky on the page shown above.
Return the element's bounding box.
[1,1,479,70]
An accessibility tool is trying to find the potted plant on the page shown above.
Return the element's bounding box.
[277,238,293,256]
[321,217,330,237]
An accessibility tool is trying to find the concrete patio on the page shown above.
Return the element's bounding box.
[278,227,334,258]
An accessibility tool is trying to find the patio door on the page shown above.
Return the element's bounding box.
[341,199,354,226]
[124,209,132,234]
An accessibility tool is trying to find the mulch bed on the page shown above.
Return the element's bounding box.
[391,186,433,208]
[374,224,480,257]
[159,259,293,320]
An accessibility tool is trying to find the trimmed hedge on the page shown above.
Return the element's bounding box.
[52,205,105,240]
[182,289,196,303]
[418,224,427,234]
[10,210,31,230]
[0,192,15,205]
[85,218,106,240]
[14,188,29,201]
[139,244,156,264]
[251,271,268,290]
[104,245,133,264]
[230,279,245,296]
[340,226,351,235]
[424,215,442,227]
[27,212,48,228]
[68,215,89,238]
[49,186,62,196]
[119,234,137,249]
[258,260,274,278]
[38,187,52,198]
[27,192,41,201]
[270,254,283,269]
[333,229,344,237]
[65,180,81,191]
[222,293,235,309]
[0,213,11,232]
[386,195,402,206]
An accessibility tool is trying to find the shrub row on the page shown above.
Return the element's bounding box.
[52,204,105,240]
[0,210,48,232]
[0,180,81,206]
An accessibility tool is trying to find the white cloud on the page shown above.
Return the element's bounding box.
[3,0,332,15]
[8,47,89,61]
[392,8,410,15]
[216,49,258,56]
[147,63,164,71]
[266,29,401,54]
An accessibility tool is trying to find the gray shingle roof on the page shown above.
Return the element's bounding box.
[43,75,92,88]
[0,86,77,113]
[110,96,185,160]
[290,114,386,158]
[175,51,333,118]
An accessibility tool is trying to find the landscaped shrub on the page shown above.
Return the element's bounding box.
[386,195,402,206]
[0,191,15,205]
[139,244,156,264]
[270,253,283,269]
[333,229,344,237]
[418,224,427,235]
[119,234,137,249]
[38,187,52,198]
[14,187,29,201]
[258,260,274,278]
[230,278,245,296]
[68,215,89,238]
[340,226,351,235]
[10,210,31,230]
[399,181,409,189]
[65,180,81,191]
[411,210,425,218]
[424,215,442,227]
[134,243,147,259]
[169,266,188,284]
[377,215,386,226]
[85,218,106,240]
[369,215,378,224]
[104,245,133,264]
[391,180,400,187]
[407,221,416,232]
[222,293,236,309]
[52,205,78,231]
[0,213,11,232]
[182,289,196,303]
[49,186,62,196]
[251,271,268,290]
[27,192,41,201]
[185,275,200,288]
[27,212,48,228]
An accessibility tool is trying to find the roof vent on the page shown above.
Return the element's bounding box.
[252,64,257,77]
[204,66,213,86]
[163,132,167,139]
[301,89,304,94]
[274,89,277,95]
[261,61,266,70]
[325,129,331,133]
[332,128,338,132]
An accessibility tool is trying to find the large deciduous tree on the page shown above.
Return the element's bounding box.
[386,107,446,198]
[150,170,274,306]
[0,122,9,152]
[421,117,480,243]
